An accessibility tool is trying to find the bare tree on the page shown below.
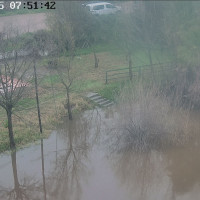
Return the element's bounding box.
[23,30,52,133]
[115,14,134,80]
[115,1,166,78]
[48,1,101,69]
[52,55,74,121]
[0,29,32,149]
[47,39,74,120]
[33,54,43,133]
[48,2,83,120]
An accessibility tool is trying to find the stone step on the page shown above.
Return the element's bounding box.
[86,92,114,108]
[98,99,111,105]
[93,98,109,104]
[103,102,114,107]
[90,95,102,101]
[86,92,99,98]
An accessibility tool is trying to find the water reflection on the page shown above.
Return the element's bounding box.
[166,140,200,198]
[1,108,200,200]
[0,150,43,199]
[41,139,47,200]
[109,151,171,200]
[108,127,200,200]
[47,116,91,200]
[0,110,101,200]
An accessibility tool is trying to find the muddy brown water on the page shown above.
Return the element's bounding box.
[0,108,200,200]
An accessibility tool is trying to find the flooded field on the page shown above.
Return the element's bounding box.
[0,108,200,200]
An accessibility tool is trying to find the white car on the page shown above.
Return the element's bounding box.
[85,2,121,15]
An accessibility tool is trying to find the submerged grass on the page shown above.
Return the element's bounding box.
[0,128,42,153]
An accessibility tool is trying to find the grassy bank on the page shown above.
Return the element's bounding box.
[0,43,172,153]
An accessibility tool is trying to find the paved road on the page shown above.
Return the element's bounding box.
[0,13,47,34]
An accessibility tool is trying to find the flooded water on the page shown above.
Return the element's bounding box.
[0,108,200,200]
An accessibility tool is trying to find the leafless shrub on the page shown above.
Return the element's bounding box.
[112,82,192,153]
[160,66,200,109]
[187,67,200,108]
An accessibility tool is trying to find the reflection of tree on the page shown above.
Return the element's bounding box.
[108,132,200,200]
[109,151,170,200]
[10,151,23,199]
[47,114,93,200]
[166,140,200,197]
[0,151,43,200]
[0,110,102,200]
[41,139,47,200]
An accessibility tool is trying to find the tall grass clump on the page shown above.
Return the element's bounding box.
[112,67,200,153]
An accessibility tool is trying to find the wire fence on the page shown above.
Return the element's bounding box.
[0,61,178,130]
[105,62,176,84]
[0,70,65,130]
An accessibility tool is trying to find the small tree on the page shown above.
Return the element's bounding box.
[22,30,53,133]
[52,54,74,121]
[133,1,165,66]
[31,31,51,134]
[115,13,135,80]
[48,1,102,69]
[48,2,84,120]
[0,30,32,149]
[115,1,166,79]
[49,26,75,120]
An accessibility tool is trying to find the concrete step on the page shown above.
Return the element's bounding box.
[103,102,114,107]
[86,92,99,98]
[99,99,111,105]
[93,98,109,104]
[90,96,102,101]
[86,92,114,108]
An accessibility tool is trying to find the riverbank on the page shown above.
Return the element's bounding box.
[0,49,124,152]
[0,42,173,153]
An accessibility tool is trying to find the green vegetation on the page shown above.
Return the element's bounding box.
[0,38,192,153]
[0,38,190,152]
[1,1,200,152]
[0,129,42,153]
[98,81,124,101]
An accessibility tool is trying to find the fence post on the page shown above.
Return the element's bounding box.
[106,71,108,84]
[139,66,141,81]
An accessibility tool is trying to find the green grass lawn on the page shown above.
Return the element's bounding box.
[0,43,173,153]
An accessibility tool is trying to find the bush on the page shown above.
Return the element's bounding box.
[160,66,200,109]
[110,82,193,153]
[3,120,8,128]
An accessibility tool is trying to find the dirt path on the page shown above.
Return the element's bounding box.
[0,13,47,33]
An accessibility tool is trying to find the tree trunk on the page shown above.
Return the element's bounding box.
[147,47,154,74]
[66,89,73,120]
[6,108,15,149]
[148,48,153,66]
[128,53,133,81]
[147,47,155,80]
[33,62,43,134]
[93,51,99,68]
